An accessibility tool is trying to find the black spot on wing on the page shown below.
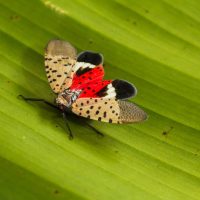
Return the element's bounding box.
[96,85,108,97]
[76,67,92,76]
[112,79,137,100]
[96,110,99,115]
[77,51,103,65]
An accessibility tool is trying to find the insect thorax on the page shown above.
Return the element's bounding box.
[56,89,82,111]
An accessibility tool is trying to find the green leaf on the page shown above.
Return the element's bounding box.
[0,0,200,199]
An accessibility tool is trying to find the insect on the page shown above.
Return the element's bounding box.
[20,40,147,138]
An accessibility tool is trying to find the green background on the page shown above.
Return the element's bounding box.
[0,0,200,199]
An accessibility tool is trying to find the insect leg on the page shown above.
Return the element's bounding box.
[72,114,104,137]
[62,112,73,140]
[18,95,58,110]
[85,123,104,137]
[19,95,103,139]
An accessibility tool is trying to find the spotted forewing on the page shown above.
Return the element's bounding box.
[72,98,147,123]
[45,40,77,93]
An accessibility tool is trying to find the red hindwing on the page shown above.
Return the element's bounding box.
[69,65,111,98]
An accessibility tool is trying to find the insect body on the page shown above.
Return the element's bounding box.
[56,89,82,111]
[45,40,147,124]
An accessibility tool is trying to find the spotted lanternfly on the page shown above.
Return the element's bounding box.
[44,39,147,124]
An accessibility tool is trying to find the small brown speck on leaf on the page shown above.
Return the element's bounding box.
[89,39,93,44]
[54,189,59,194]
[162,126,174,136]
[10,15,20,21]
